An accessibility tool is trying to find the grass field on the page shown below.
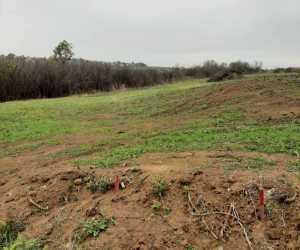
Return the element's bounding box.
[1,75,299,167]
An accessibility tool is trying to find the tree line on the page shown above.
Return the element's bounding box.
[185,60,263,78]
[0,41,265,102]
[0,55,186,102]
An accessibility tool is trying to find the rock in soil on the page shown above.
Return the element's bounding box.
[74,178,83,186]
[0,179,7,186]
[59,170,87,181]
[178,176,193,186]
[86,207,98,217]
[266,228,282,240]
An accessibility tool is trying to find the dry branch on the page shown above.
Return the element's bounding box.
[220,203,234,238]
[28,196,49,211]
[231,203,253,250]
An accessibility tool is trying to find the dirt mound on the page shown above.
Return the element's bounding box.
[157,78,300,122]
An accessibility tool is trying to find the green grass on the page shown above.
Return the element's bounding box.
[244,157,277,169]
[0,139,61,157]
[0,80,203,143]
[48,139,119,159]
[1,75,299,170]
[74,119,299,168]
[223,156,277,171]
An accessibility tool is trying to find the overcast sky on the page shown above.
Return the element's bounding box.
[0,0,299,68]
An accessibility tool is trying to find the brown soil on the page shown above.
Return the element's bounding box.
[159,80,300,122]
[1,150,300,250]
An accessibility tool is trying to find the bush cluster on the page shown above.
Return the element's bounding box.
[185,60,262,78]
[0,54,184,102]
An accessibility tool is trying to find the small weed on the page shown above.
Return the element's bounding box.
[186,245,199,250]
[73,217,113,243]
[265,203,273,218]
[51,208,67,227]
[162,207,172,216]
[287,160,300,172]
[151,177,168,197]
[151,201,172,216]
[87,177,112,193]
[277,174,292,186]
[0,219,25,249]
[83,218,109,237]
[151,201,162,210]
[182,185,192,194]
[3,236,44,250]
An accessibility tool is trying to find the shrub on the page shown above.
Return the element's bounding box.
[151,201,172,216]
[151,177,168,197]
[3,237,44,250]
[82,218,109,237]
[208,70,243,82]
[73,217,113,243]
[0,220,25,249]
[87,177,113,193]
[288,160,300,172]
[0,55,184,102]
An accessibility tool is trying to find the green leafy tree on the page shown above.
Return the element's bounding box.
[53,40,74,64]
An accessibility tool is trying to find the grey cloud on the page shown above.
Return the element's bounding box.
[0,0,299,67]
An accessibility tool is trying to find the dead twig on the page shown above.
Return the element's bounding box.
[187,192,198,213]
[220,203,234,238]
[196,194,208,212]
[187,191,253,249]
[134,175,149,192]
[245,188,257,219]
[231,203,253,250]
[188,192,218,240]
[281,210,286,228]
[192,202,253,250]
[192,211,236,219]
[286,192,297,203]
[202,217,218,240]
[28,196,49,211]
[114,216,144,220]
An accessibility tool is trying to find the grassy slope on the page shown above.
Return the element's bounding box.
[0,75,299,169]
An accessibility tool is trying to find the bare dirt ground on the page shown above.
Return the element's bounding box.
[0,77,300,250]
[1,151,300,250]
